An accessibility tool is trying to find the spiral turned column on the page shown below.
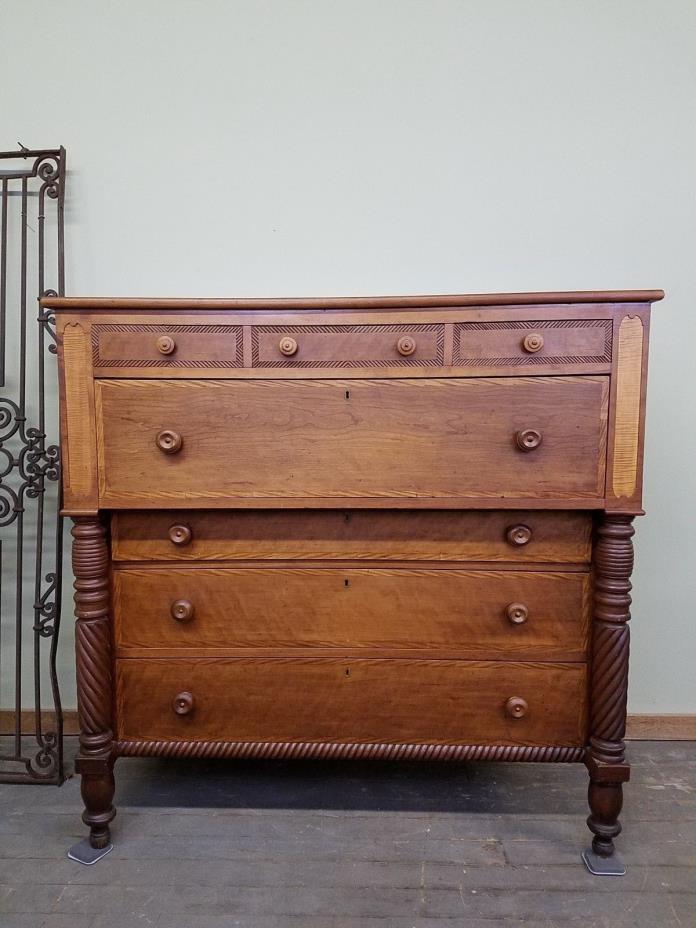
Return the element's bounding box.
[72,517,116,849]
[585,513,634,869]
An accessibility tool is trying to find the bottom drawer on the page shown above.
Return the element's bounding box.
[115,658,588,746]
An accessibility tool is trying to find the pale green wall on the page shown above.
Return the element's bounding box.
[2,0,695,712]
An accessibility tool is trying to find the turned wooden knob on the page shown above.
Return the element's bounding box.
[278,336,298,356]
[522,332,544,353]
[171,599,195,623]
[506,602,529,625]
[172,691,194,715]
[168,523,192,546]
[506,524,532,547]
[505,696,528,720]
[156,429,183,454]
[155,334,176,355]
[515,428,542,452]
[396,335,417,356]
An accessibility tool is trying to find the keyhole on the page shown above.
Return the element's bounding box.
[345,390,350,400]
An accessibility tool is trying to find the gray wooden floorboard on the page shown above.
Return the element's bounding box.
[0,739,694,927]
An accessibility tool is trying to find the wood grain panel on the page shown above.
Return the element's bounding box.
[60,322,98,511]
[112,567,590,659]
[454,320,612,366]
[611,316,644,498]
[111,510,593,563]
[92,324,243,369]
[96,377,609,505]
[115,657,588,746]
[252,324,444,369]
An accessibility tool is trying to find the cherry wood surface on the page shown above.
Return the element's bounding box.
[111,509,593,563]
[112,566,589,659]
[114,657,588,746]
[95,376,609,506]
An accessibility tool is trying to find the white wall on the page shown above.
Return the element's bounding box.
[2,0,695,713]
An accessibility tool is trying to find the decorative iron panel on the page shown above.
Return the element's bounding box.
[0,146,65,783]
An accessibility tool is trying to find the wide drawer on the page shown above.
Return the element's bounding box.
[113,567,590,659]
[111,509,593,562]
[115,657,588,746]
[96,376,608,505]
[252,323,445,369]
[92,323,244,370]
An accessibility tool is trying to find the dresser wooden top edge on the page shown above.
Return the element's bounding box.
[41,290,665,312]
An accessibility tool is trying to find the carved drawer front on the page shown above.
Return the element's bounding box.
[111,509,592,563]
[92,324,244,370]
[251,324,445,369]
[115,657,588,746]
[113,567,590,660]
[96,376,609,505]
[454,320,612,369]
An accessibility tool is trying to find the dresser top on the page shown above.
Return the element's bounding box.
[42,290,664,312]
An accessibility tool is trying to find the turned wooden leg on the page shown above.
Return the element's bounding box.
[72,517,116,850]
[584,513,633,873]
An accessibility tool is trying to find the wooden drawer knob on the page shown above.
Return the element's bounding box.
[522,332,544,353]
[396,335,417,357]
[278,336,298,356]
[168,523,192,546]
[171,599,195,623]
[155,334,177,355]
[506,524,532,547]
[505,696,528,720]
[172,691,194,715]
[156,429,183,454]
[515,428,542,452]
[506,602,529,625]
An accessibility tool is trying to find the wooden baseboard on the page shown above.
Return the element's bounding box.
[2,710,695,741]
[624,714,696,741]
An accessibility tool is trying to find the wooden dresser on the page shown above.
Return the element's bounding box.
[48,289,662,872]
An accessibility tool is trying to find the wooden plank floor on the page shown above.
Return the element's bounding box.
[0,739,694,927]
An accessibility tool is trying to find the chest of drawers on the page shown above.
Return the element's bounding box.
[49,289,662,873]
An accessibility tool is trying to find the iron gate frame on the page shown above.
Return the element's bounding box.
[0,145,66,784]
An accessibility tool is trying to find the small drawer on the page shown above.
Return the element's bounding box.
[115,657,588,746]
[113,567,590,660]
[111,510,593,563]
[92,323,244,370]
[251,323,445,369]
[454,320,612,368]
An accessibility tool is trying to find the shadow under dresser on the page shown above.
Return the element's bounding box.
[46,288,663,873]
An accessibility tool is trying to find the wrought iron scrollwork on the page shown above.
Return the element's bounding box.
[0,146,66,783]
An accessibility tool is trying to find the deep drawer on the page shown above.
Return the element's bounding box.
[115,657,588,746]
[95,376,609,505]
[113,567,590,660]
[111,509,593,563]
